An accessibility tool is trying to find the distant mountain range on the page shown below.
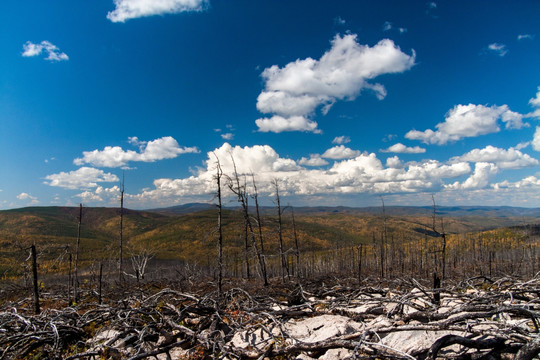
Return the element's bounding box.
[149,202,215,215]
[148,202,540,218]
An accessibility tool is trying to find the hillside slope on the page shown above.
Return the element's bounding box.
[1,205,539,278]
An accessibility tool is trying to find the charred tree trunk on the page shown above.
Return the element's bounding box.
[74,203,82,303]
[98,262,103,305]
[273,179,289,281]
[251,174,268,286]
[432,195,447,280]
[67,249,72,306]
[31,245,40,314]
[243,220,250,279]
[119,174,125,284]
[215,157,224,295]
[380,197,387,279]
[433,272,441,305]
[357,244,363,282]
[291,207,300,278]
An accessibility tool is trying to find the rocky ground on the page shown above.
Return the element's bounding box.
[1,275,540,359]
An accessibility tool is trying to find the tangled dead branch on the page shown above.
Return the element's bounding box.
[1,276,540,359]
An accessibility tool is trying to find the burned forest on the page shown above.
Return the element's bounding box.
[1,182,540,359]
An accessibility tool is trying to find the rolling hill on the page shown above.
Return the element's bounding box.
[1,204,539,279]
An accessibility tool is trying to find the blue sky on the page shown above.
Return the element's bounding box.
[2,0,540,209]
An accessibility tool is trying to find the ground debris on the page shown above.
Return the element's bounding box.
[1,276,540,359]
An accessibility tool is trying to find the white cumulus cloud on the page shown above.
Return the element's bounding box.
[74,136,199,167]
[129,143,304,203]
[128,142,477,208]
[451,145,539,169]
[322,145,363,160]
[532,127,540,152]
[380,143,426,154]
[405,104,525,145]
[386,156,403,169]
[494,176,540,190]
[255,115,320,133]
[527,87,540,119]
[107,0,208,22]
[22,41,68,61]
[211,143,303,174]
[447,162,498,190]
[17,193,39,204]
[76,191,103,203]
[530,87,540,108]
[45,167,119,189]
[256,34,415,133]
[76,186,120,203]
[326,156,470,194]
[298,155,329,167]
[332,136,351,145]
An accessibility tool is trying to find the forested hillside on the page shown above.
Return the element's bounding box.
[1,204,539,281]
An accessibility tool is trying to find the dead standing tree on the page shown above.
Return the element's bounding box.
[67,246,72,305]
[214,155,224,294]
[119,173,125,284]
[380,196,387,279]
[73,203,83,304]
[431,195,447,280]
[430,195,446,304]
[273,178,290,281]
[251,173,269,285]
[230,170,250,279]
[291,207,300,278]
[30,244,40,314]
[129,247,155,282]
[228,156,268,286]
